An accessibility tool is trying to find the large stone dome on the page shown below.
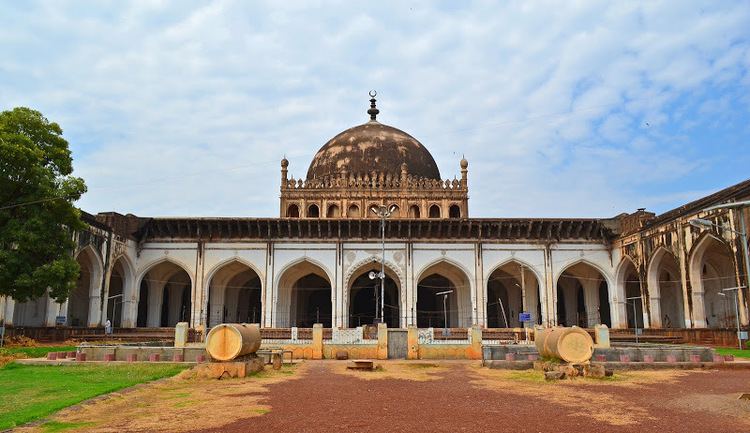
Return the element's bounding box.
[306,96,441,181]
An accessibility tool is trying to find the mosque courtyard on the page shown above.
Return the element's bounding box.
[10,360,750,433]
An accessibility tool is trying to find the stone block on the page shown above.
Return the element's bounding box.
[149,353,160,362]
[194,358,264,379]
[712,355,724,363]
[559,364,580,378]
[104,354,115,362]
[312,324,324,360]
[593,324,610,348]
[335,350,349,360]
[75,352,87,362]
[583,364,606,378]
[67,351,77,358]
[46,352,57,360]
[545,371,565,381]
[376,323,388,360]
[172,353,184,362]
[272,353,282,370]
[724,355,735,362]
[174,322,189,348]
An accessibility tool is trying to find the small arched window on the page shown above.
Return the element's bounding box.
[307,204,320,218]
[449,204,461,219]
[327,204,341,218]
[428,204,441,219]
[347,204,360,218]
[287,204,300,218]
[409,205,421,218]
[389,204,400,218]
[368,204,380,217]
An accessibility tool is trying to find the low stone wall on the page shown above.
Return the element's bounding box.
[483,344,716,363]
[419,344,481,360]
[78,345,207,362]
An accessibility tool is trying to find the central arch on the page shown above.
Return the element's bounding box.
[206,259,263,327]
[347,262,401,328]
[276,259,332,327]
[416,260,473,328]
[557,261,613,328]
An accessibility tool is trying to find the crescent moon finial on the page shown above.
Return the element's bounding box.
[369,90,377,98]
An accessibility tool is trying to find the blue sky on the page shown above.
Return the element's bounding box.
[1,1,749,218]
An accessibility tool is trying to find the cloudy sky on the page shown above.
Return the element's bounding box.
[1,1,749,218]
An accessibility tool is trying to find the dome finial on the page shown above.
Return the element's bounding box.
[367,90,379,121]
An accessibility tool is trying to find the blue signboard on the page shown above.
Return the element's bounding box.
[519,312,532,322]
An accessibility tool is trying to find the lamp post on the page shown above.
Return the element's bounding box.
[370,204,397,324]
[626,296,642,344]
[436,290,454,336]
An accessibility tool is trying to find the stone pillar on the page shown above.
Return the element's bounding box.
[44,296,62,327]
[611,300,628,329]
[377,322,388,360]
[543,246,555,327]
[192,241,206,329]
[648,295,662,328]
[263,242,275,328]
[87,293,102,327]
[147,281,166,327]
[3,297,14,326]
[468,326,482,360]
[691,291,707,328]
[407,325,419,360]
[581,280,600,327]
[334,242,345,328]
[312,323,323,360]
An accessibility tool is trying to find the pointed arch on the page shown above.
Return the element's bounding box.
[485,258,543,327]
[69,245,105,327]
[416,258,474,328]
[556,259,615,328]
[346,259,403,328]
[646,246,685,328]
[688,233,737,328]
[275,258,333,327]
[108,255,136,328]
[205,257,263,327]
[136,256,194,328]
[614,256,645,328]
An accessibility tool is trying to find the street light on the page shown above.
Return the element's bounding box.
[436,290,453,336]
[718,286,746,350]
[690,199,750,334]
[626,296,642,344]
[370,204,398,324]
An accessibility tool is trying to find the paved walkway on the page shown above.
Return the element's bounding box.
[191,361,750,433]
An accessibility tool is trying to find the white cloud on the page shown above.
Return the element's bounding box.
[0,0,749,218]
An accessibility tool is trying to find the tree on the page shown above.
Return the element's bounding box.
[0,107,87,302]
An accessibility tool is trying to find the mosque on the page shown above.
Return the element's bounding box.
[2,94,749,338]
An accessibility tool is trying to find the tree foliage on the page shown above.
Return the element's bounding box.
[0,107,87,302]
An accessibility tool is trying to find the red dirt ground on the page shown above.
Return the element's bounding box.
[190,361,750,433]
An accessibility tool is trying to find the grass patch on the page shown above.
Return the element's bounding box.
[400,362,438,369]
[0,346,77,358]
[251,408,270,414]
[41,421,96,432]
[714,348,750,359]
[0,362,188,430]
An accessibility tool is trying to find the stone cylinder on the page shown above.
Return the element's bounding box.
[205,323,262,362]
[534,327,594,364]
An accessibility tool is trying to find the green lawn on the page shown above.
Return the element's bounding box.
[0,345,77,359]
[0,362,189,430]
[714,347,750,359]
